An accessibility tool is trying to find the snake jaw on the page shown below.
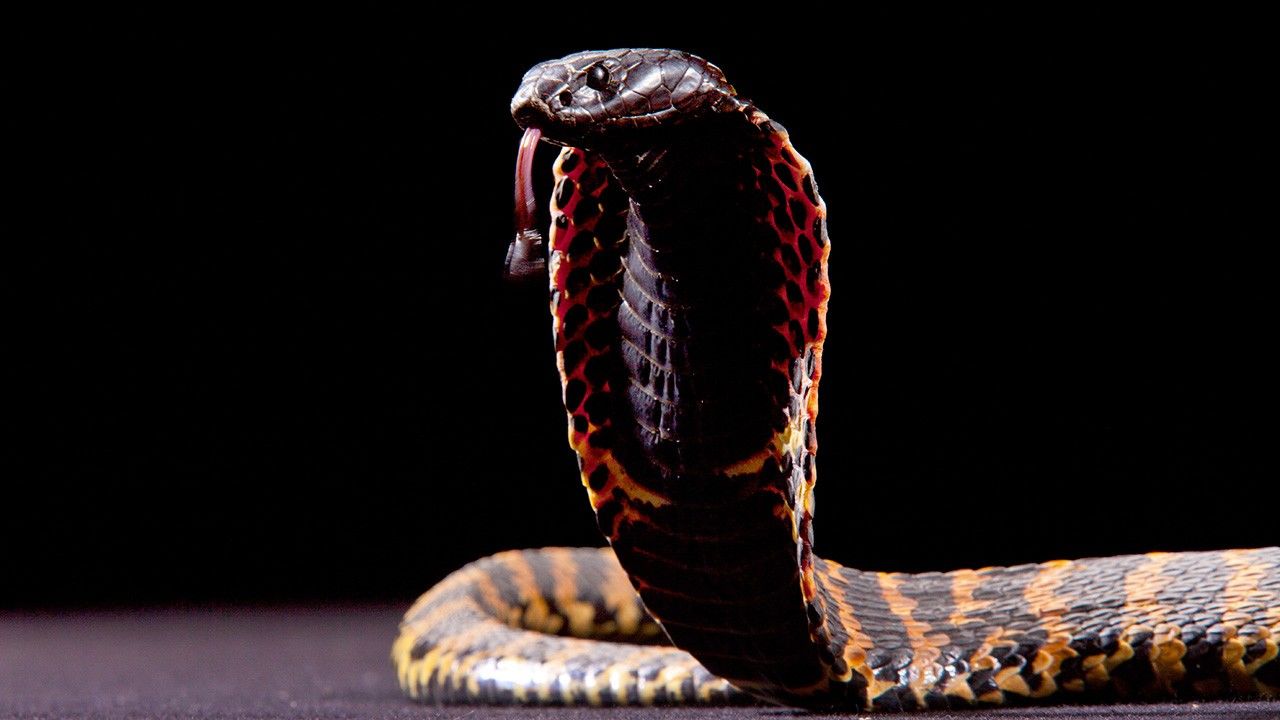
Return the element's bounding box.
[510,48,742,148]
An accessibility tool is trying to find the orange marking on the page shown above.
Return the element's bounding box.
[943,674,976,702]
[994,666,1031,696]
[592,548,647,638]
[578,453,669,509]
[1120,552,1176,627]
[1222,549,1272,625]
[543,547,605,638]
[948,568,993,628]
[468,565,512,618]
[542,548,577,603]
[1033,636,1079,696]
[1023,559,1074,636]
[967,626,1017,678]
[814,562,874,704]
[495,551,556,634]
[1148,623,1188,692]
[1103,639,1136,673]
[877,572,942,703]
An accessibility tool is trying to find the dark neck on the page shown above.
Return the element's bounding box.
[599,112,761,249]
[600,112,787,478]
[589,112,840,703]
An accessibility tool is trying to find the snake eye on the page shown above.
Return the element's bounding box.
[586,64,610,91]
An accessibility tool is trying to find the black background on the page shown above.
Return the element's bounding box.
[6,10,1274,608]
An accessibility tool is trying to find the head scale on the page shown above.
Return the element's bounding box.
[510,48,742,147]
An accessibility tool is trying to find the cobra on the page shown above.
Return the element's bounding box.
[393,49,1280,711]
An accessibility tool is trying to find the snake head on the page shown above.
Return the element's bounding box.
[511,48,742,147]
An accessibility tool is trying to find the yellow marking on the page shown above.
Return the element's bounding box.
[721,447,771,477]
[496,551,554,636]
[594,646,646,705]
[500,639,537,703]
[1244,625,1278,675]
[454,651,483,696]
[695,676,719,702]
[977,689,1004,704]
[594,548,646,638]
[877,572,941,705]
[1062,678,1086,693]
[966,628,1017,678]
[1029,648,1053,674]
[1222,631,1244,664]
[391,629,419,695]
[400,597,481,636]
[971,653,999,671]
[1023,559,1074,635]
[1120,552,1175,627]
[994,666,1031,696]
[543,547,599,638]
[1103,639,1135,671]
[1084,662,1110,689]
[768,490,797,533]
[805,347,825,421]
[395,605,500,699]
[779,421,807,459]
[1148,623,1188,692]
[1029,674,1058,699]
[942,674,976,702]
[948,568,992,628]
[1032,636,1078,696]
[581,664,604,706]
[422,647,449,695]
[1224,635,1256,694]
[654,659,698,702]
[469,566,511,617]
[815,560,874,685]
[723,422,807,479]
[578,453,670,508]
[1223,549,1272,625]
[636,662,659,705]
[541,612,564,635]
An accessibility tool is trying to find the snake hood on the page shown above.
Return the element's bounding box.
[510,48,744,145]
[507,47,843,706]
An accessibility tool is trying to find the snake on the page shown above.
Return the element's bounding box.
[392,48,1280,711]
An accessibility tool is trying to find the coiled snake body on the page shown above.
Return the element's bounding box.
[393,49,1280,711]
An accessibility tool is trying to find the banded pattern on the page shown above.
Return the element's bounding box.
[815,549,1280,710]
[395,48,1280,711]
[392,547,741,705]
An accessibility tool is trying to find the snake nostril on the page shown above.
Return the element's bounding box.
[512,100,550,130]
[558,90,573,107]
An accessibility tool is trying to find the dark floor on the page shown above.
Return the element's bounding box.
[1,607,1278,719]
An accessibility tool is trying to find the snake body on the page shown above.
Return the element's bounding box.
[393,49,1280,711]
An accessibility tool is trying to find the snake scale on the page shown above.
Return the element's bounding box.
[392,49,1280,711]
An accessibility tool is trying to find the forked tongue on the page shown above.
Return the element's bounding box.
[504,127,546,281]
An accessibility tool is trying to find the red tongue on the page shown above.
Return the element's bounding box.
[515,127,542,232]
[504,128,546,281]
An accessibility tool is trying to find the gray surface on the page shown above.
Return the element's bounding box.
[1,607,1278,719]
